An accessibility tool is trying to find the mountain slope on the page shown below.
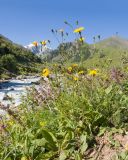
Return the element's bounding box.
[95,36,128,49]
[24,43,51,55]
[83,36,128,68]
[0,35,41,79]
[49,36,128,63]
[45,42,91,63]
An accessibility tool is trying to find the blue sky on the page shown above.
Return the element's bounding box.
[0,0,128,48]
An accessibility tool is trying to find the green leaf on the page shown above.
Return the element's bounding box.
[114,141,120,148]
[80,134,88,155]
[36,151,58,160]
[74,152,82,160]
[31,138,47,147]
[61,131,74,149]
[98,127,106,136]
[5,158,12,160]
[120,151,127,159]
[105,85,113,94]
[41,129,58,151]
[59,150,69,160]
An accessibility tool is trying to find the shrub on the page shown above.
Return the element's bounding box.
[0,54,18,73]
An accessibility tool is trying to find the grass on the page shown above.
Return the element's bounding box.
[0,59,128,159]
[1,22,128,159]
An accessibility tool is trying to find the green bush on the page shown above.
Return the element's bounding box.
[0,54,18,73]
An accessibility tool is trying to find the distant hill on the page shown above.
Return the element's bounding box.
[45,41,91,63]
[49,36,128,63]
[0,35,41,79]
[95,36,128,49]
[82,36,128,68]
[39,36,128,65]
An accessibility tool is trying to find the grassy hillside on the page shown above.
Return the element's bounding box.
[1,35,128,159]
[41,42,91,63]
[43,36,128,67]
[0,35,41,79]
[1,44,128,159]
[95,36,128,49]
[83,36,128,68]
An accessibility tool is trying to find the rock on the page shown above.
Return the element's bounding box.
[3,94,12,101]
[23,76,27,79]
[10,87,15,91]
[31,81,40,85]
[16,75,23,80]
[0,80,9,83]
[49,74,56,79]
[43,77,49,82]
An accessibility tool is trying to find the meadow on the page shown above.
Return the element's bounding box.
[0,21,128,160]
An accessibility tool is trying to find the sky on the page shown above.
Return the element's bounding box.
[0,0,128,48]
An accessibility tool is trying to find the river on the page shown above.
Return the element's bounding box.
[0,76,40,114]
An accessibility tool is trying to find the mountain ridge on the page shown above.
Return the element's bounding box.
[24,43,52,55]
[95,36,128,49]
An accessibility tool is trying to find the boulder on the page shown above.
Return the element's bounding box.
[3,94,12,101]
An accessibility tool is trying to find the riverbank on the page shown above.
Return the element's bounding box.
[0,76,41,112]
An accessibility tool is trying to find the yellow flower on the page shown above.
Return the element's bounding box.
[21,157,27,160]
[72,63,78,67]
[79,37,85,42]
[40,121,46,127]
[8,120,14,126]
[67,67,72,72]
[78,71,84,75]
[33,41,38,47]
[88,69,98,76]
[74,27,85,33]
[42,68,50,77]
[73,76,79,81]
[41,40,47,46]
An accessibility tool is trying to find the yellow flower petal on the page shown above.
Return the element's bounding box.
[67,67,72,72]
[73,76,79,81]
[41,40,47,46]
[40,121,46,127]
[72,64,78,67]
[88,69,98,76]
[74,27,85,33]
[21,157,27,160]
[79,37,85,42]
[78,71,84,75]
[42,68,50,77]
[33,41,38,47]
[8,120,14,126]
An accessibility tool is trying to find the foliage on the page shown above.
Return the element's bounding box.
[1,61,128,159]
[1,21,128,159]
[0,35,41,78]
[0,54,18,73]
